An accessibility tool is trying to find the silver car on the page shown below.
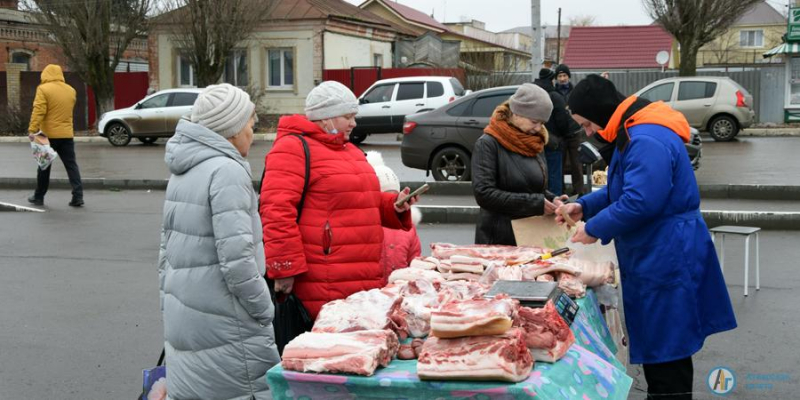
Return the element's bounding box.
[635,77,755,141]
[98,89,203,146]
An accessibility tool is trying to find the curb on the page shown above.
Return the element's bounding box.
[3,178,800,201]
[0,201,44,212]
[415,205,800,230]
[740,128,800,137]
[0,133,278,143]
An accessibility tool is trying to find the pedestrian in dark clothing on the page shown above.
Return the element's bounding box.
[555,63,585,195]
[471,83,565,245]
[554,64,573,101]
[27,64,83,207]
[534,68,581,196]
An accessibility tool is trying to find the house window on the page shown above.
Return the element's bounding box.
[10,51,31,70]
[373,53,383,67]
[178,55,196,87]
[790,57,800,105]
[267,48,294,88]
[739,30,764,48]
[224,49,248,87]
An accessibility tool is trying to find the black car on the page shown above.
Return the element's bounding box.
[401,86,701,181]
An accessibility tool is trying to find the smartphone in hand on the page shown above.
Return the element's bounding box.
[395,184,430,208]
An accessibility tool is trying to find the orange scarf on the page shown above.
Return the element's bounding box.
[599,96,691,144]
[484,103,548,157]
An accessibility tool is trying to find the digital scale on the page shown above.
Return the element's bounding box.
[484,281,580,326]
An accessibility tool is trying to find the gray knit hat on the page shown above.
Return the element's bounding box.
[191,83,255,138]
[509,83,553,122]
[305,81,359,121]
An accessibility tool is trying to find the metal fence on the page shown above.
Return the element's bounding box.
[570,67,784,124]
[506,66,785,124]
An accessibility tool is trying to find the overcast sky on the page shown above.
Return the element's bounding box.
[345,0,657,32]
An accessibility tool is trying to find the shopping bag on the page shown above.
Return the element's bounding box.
[29,132,58,170]
[272,292,313,356]
[140,350,167,400]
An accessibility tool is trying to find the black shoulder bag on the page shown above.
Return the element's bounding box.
[259,133,314,355]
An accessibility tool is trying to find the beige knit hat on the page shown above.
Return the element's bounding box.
[509,83,553,122]
[191,84,255,138]
[366,151,400,192]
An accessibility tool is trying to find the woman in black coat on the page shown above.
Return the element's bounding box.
[472,83,564,245]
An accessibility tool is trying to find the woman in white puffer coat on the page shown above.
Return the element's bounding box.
[158,84,279,400]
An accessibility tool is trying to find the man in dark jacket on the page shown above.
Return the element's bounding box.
[555,63,585,195]
[534,68,581,196]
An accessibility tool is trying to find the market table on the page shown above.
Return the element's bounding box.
[267,290,632,400]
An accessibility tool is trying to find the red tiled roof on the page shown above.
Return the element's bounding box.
[379,0,449,32]
[563,25,674,69]
[268,0,392,28]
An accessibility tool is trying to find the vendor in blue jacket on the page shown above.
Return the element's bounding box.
[556,75,736,400]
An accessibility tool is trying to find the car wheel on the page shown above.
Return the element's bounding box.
[349,132,367,144]
[708,115,738,142]
[431,147,471,181]
[137,137,158,145]
[107,123,131,147]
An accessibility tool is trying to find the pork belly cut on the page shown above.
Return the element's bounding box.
[399,279,440,337]
[313,288,403,333]
[282,330,399,376]
[513,302,575,362]
[431,243,544,264]
[388,267,444,284]
[556,271,586,298]
[417,328,533,382]
[430,296,518,338]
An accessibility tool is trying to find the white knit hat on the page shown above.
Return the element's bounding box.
[191,83,255,138]
[366,151,400,193]
[305,81,359,121]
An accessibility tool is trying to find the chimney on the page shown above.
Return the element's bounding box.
[0,0,18,9]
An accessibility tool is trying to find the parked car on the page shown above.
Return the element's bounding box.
[635,76,755,142]
[401,86,702,181]
[98,88,203,146]
[350,76,468,144]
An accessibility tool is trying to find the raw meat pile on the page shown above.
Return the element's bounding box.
[513,302,576,362]
[281,330,399,376]
[312,288,405,335]
[280,242,611,380]
[417,328,533,382]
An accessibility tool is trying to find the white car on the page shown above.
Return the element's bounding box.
[98,88,203,146]
[350,76,468,144]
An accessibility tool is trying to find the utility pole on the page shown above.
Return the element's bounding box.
[530,0,542,79]
[556,8,562,65]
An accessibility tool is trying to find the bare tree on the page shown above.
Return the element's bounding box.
[568,15,596,27]
[22,0,151,124]
[461,51,525,91]
[643,0,761,76]
[157,0,270,87]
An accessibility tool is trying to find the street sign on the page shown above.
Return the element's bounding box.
[788,7,800,41]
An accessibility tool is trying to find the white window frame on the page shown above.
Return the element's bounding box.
[177,54,196,88]
[739,30,764,48]
[224,49,249,88]
[266,48,294,89]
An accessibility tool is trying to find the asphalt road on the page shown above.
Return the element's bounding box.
[1,135,800,185]
[1,188,799,399]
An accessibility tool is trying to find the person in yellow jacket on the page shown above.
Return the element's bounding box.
[27,64,83,207]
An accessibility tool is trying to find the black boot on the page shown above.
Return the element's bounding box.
[28,194,44,206]
[69,197,84,207]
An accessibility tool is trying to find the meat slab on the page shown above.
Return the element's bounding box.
[513,302,576,362]
[312,288,403,333]
[431,243,545,265]
[417,328,533,382]
[282,330,399,376]
[430,297,518,338]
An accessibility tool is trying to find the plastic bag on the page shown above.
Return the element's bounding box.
[29,132,58,170]
[272,292,314,356]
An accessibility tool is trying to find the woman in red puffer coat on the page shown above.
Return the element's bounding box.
[259,81,416,319]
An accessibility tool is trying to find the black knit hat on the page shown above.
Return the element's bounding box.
[538,68,555,81]
[555,64,571,78]
[567,74,627,128]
